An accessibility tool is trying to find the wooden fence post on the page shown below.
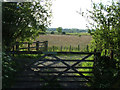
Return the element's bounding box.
[78,45,80,51]
[69,45,71,51]
[44,41,48,51]
[87,45,89,52]
[16,42,19,51]
[28,43,30,51]
[53,46,54,52]
[36,41,39,51]
[64,47,66,51]
[61,46,62,52]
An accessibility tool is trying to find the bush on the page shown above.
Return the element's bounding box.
[2,52,17,88]
[51,31,54,34]
[62,32,66,35]
[79,35,81,37]
[92,56,118,88]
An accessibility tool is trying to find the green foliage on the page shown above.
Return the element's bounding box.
[47,28,88,33]
[2,52,17,88]
[86,1,120,52]
[56,27,62,34]
[62,32,66,34]
[78,34,81,37]
[2,1,52,51]
[51,31,55,34]
[79,1,120,88]
[92,56,118,88]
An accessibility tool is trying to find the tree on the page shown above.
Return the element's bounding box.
[56,27,62,34]
[2,1,52,51]
[62,32,66,34]
[80,1,120,52]
[79,1,120,88]
[51,31,54,34]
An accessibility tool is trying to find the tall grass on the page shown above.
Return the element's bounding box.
[48,45,89,52]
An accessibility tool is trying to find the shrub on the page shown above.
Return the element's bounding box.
[62,32,66,35]
[79,35,81,37]
[2,52,17,88]
[92,56,118,88]
[51,31,54,34]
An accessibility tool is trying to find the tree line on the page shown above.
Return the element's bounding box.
[47,27,88,33]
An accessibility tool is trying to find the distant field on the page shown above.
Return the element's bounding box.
[66,33,90,36]
[36,34,92,49]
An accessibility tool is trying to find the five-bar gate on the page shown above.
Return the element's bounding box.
[25,52,100,88]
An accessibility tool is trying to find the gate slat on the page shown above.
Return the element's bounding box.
[35,71,93,73]
[32,66,93,69]
[37,59,94,62]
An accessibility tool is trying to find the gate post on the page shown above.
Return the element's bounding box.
[94,49,101,63]
[36,41,39,51]
[16,42,19,51]
[93,49,97,80]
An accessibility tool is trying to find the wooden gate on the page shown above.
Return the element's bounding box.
[26,52,99,88]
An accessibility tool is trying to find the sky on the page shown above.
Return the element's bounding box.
[49,0,119,29]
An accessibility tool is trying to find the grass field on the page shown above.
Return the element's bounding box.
[35,34,92,50]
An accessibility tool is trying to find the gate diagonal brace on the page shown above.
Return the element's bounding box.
[36,54,71,82]
[71,66,92,82]
[48,55,72,81]
[28,54,47,68]
[45,54,93,82]
[72,54,92,67]
[50,67,71,81]
[30,54,59,68]
[31,55,62,71]
[71,54,93,82]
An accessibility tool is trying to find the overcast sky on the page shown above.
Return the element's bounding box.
[49,0,119,29]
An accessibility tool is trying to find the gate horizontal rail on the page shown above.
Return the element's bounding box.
[8,51,100,54]
[18,75,93,78]
[33,66,93,69]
